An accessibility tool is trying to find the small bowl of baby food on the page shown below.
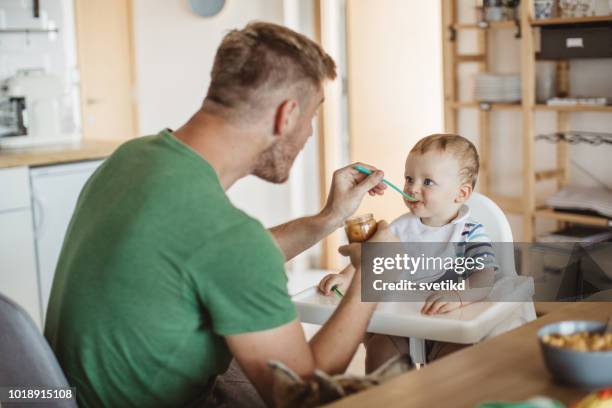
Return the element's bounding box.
[345,213,377,243]
[538,320,612,389]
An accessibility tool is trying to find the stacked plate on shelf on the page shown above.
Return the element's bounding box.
[474,73,521,103]
[546,187,612,219]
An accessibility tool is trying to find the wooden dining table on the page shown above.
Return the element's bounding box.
[326,302,612,408]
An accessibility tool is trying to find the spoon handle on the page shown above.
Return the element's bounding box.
[353,165,417,202]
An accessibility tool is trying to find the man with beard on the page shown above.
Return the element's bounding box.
[45,22,394,407]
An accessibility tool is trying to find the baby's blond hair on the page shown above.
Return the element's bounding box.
[410,134,479,188]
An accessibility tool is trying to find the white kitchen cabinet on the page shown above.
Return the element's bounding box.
[30,160,103,321]
[0,166,32,210]
[0,160,103,330]
[0,166,42,328]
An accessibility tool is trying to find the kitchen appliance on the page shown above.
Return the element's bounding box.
[0,97,27,137]
[0,70,77,148]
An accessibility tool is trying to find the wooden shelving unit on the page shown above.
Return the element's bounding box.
[441,0,612,241]
[535,208,612,227]
[451,101,522,110]
[453,20,517,29]
[530,15,612,26]
[452,102,612,112]
[534,104,612,112]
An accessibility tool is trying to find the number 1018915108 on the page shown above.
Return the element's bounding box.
[1,387,75,402]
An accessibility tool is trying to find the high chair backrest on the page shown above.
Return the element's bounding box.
[466,193,513,242]
[466,192,516,277]
[468,194,537,330]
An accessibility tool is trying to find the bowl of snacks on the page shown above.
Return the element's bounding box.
[538,320,612,389]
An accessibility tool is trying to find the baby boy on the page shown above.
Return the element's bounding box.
[318,134,498,371]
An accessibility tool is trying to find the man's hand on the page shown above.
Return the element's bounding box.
[269,163,386,262]
[321,163,386,227]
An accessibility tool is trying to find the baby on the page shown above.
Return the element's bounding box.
[318,133,498,371]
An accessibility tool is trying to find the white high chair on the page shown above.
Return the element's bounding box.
[467,193,536,327]
[468,193,514,241]
[409,192,536,366]
[468,192,516,282]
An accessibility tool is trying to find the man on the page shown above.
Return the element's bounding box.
[45,22,394,407]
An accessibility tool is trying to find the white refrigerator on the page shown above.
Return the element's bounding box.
[30,159,103,322]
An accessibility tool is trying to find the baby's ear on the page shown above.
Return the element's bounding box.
[455,183,473,203]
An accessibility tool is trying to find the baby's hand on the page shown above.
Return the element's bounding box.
[421,291,463,315]
[318,273,350,296]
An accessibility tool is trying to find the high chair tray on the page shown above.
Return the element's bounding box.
[292,277,533,344]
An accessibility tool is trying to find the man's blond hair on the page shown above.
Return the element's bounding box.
[206,21,337,113]
[410,134,480,188]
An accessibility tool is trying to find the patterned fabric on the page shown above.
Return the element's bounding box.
[458,221,499,277]
[390,204,498,280]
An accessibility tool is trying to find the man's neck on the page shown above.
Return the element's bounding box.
[172,109,266,190]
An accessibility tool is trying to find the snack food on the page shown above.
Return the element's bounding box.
[542,331,612,352]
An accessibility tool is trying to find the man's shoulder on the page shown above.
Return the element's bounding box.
[190,213,282,265]
[216,214,270,241]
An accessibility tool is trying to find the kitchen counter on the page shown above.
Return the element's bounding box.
[0,139,124,169]
[326,302,612,408]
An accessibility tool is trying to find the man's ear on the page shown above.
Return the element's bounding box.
[274,99,300,136]
[455,183,473,204]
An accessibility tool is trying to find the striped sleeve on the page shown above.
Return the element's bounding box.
[462,222,499,274]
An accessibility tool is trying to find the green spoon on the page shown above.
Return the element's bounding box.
[354,164,417,202]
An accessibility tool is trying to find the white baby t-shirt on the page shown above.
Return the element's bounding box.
[390,204,498,283]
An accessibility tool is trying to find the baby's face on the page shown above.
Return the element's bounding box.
[403,150,467,221]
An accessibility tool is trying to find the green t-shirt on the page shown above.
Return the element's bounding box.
[44,129,297,407]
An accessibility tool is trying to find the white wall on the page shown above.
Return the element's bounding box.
[456,3,612,239]
[131,0,324,269]
[132,0,283,134]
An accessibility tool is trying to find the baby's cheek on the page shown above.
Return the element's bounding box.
[422,189,437,204]
[424,190,447,209]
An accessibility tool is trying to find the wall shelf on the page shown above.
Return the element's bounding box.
[456,54,486,62]
[453,20,517,29]
[535,208,612,227]
[534,104,612,112]
[530,15,612,26]
[452,102,612,112]
[0,28,59,34]
[451,101,522,110]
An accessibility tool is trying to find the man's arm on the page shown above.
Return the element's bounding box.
[268,210,341,262]
[226,265,374,407]
[270,163,386,261]
[226,221,393,407]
